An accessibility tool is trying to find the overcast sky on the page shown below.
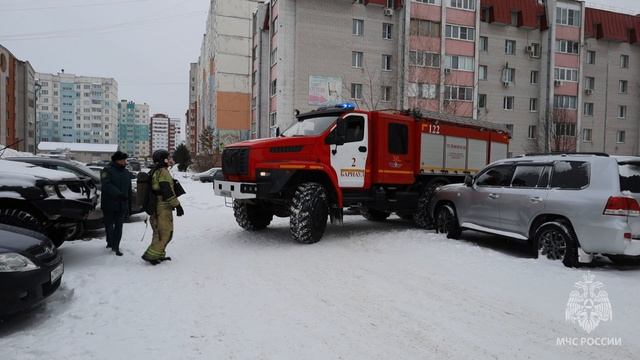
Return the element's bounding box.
[0,0,639,122]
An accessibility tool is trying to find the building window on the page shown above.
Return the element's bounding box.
[582,128,592,142]
[530,71,539,84]
[478,94,486,109]
[504,39,516,55]
[382,55,392,71]
[354,0,364,3]
[444,86,473,101]
[617,130,626,143]
[528,125,537,139]
[620,54,629,68]
[351,83,363,99]
[553,95,577,109]
[269,112,277,127]
[584,102,594,116]
[510,11,519,26]
[479,65,487,80]
[410,19,441,37]
[449,0,475,11]
[555,123,576,137]
[445,24,475,41]
[386,0,393,8]
[409,51,440,67]
[502,67,515,83]
[585,76,595,90]
[353,19,364,36]
[352,51,363,68]
[270,48,277,65]
[415,0,437,3]
[381,86,392,102]
[617,105,627,119]
[556,39,579,54]
[503,96,514,110]
[272,16,278,34]
[587,51,596,64]
[479,36,488,52]
[619,80,628,94]
[270,79,277,96]
[556,8,581,26]
[529,98,538,112]
[554,67,578,82]
[444,55,474,71]
[383,23,393,40]
[409,83,438,99]
[529,43,541,57]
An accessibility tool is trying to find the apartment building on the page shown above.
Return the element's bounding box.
[251,0,639,156]
[195,0,261,153]
[150,114,169,154]
[169,117,181,151]
[0,45,36,153]
[117,100,150,158]
[36,72,118,145]
[186,62,198,154]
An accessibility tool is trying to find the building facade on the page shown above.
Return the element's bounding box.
[194,0,261,154]
[0,45,36,153]
[150,113,169,154]
[186,62,198,154]
[36,72,118,145]
[117,100,150,158]
[251,0,640,156]
[169,117,181,151]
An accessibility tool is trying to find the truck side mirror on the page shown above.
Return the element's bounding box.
[464,175,473,187]
[275,127,281,137]
[325,121,346,146]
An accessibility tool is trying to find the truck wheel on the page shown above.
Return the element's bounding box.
[414,182,445,229]
[534,221,579,268]
[361,207,390,222]
[289,183,328,244]
[0,208,43,232]
[233,200,273,231]
[434,204,461,239]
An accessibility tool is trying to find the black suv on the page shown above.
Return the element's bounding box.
[0,160,96,247]
[0,224,64,317]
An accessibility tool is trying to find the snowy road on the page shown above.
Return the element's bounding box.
[2,179,639,359]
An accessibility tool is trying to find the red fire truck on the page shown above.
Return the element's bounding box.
[214,104,510,244]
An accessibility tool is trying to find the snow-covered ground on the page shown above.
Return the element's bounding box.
[2,177,639,359]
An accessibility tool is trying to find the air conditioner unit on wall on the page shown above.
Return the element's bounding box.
[502,81,511,88]
[525,45,533,54]
[444,68,452,75]
[384,8,394,16]
[584,88,593,95]
[554,80,562,87]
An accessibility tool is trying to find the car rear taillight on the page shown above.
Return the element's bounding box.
[603,196,640,217]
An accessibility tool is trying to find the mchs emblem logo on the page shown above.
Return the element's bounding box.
[565,272,612,334]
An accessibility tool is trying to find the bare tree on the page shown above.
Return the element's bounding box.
[551,108,577,152]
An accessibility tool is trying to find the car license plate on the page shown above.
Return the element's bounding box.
[51,263,64,283]
[220,190,232,197]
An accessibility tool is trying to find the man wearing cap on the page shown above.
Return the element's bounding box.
[101,151,132,256]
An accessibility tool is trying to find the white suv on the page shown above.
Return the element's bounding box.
[430,154,640,267]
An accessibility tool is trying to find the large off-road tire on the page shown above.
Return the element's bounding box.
[233,200,273,231]
[0,208,43,232]
[434,204,462,239]
[289,183,329,244]
[361,207,390,222]
[534,221,579,268]
[414,182,447,229]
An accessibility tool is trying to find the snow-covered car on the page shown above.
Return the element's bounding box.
[199,168,222,183]
[0,160,97,247]
[191,168,219,181]
[0,224,63,318]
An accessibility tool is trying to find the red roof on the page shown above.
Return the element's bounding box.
[481,0,547,29]
[585,8,639,43]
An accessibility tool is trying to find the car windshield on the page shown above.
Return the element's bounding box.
[281,116,338,137]
[619,162,640,193]
[69,161,101,182]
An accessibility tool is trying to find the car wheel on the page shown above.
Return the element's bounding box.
[435,204,461,239]
[414,181,447,229]
[361,207,390,222]
[535,221,579,268]
[0,208,43,232]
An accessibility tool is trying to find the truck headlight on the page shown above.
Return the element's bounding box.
[259,171,271,177]
[0,253,40,272]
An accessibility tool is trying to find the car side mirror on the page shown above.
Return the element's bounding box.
[464,175,473,187]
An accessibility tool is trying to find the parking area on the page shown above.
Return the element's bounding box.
[1,180,639,359]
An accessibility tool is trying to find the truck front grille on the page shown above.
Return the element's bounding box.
[222,148,249,176]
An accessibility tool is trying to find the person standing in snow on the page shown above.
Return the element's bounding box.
[101,151,132,256]
[142,149,184,265]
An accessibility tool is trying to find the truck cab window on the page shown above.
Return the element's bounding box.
[344,116,364,143]
[388,123,408,154]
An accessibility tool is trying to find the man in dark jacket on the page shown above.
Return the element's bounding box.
[101,151,132,256]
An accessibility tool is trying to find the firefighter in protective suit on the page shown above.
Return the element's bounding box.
[142,149,184,265]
